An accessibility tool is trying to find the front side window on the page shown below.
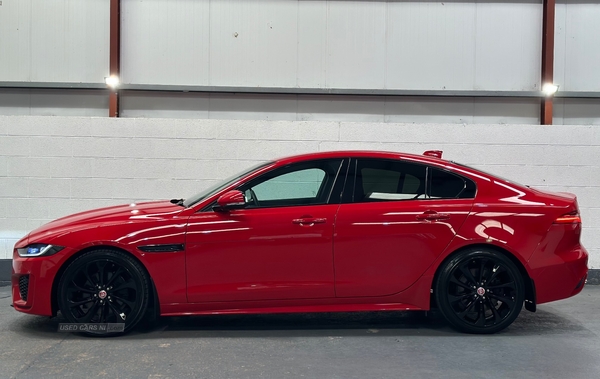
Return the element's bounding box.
[183,161,274,207]
[252,168,326,201]
[240,159,344,208]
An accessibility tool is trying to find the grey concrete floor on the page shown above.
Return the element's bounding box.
[1,285,599,379]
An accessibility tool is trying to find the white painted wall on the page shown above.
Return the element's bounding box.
[0,0,110,83]
[121,0,542,91]
[555,0,600,92]
[1,116,599,269]
[3,0,599,96]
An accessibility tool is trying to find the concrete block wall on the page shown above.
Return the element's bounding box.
[0,115,598,270]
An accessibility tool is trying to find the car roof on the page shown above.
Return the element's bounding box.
[273,150,508,186]
[275,150,449,166]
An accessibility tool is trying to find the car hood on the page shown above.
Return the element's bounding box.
[22,201,185,245]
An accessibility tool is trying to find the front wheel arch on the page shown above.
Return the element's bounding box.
[51,245,160,319]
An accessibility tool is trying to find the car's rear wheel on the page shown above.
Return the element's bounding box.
[57,249,150,335]
[435,248,524,334]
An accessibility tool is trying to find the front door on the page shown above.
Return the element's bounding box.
[185,158,346,303]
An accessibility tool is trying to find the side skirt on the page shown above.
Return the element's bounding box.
[159,301,423,317]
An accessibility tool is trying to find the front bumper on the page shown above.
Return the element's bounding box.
[12,248,74,317]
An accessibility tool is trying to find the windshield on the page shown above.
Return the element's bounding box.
[182,161,274,207]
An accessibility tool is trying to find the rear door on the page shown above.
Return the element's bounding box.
[333,158,475,297]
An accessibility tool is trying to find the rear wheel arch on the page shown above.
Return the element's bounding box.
[51,245,160,318]
[431,245,530,333]
[430,243,535,311]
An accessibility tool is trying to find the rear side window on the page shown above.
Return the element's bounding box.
[429,168,476,199]
[347,159,476,203]
[352,159,427,202]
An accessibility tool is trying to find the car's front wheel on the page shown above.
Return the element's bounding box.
[57,249,150,335]
[435,248,525,334]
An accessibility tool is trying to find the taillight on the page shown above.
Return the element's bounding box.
[554,211,581,224]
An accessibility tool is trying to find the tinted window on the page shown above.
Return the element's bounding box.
[353,159,427,202]
[183,161,273,207]
[240,159,343,208]
[252,168,326,201]
[347,159,477,202]
[430,168,476,199]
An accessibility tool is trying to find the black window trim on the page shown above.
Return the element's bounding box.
[202,158,349,211]
[427,166,478,200]
[346,157,476,204]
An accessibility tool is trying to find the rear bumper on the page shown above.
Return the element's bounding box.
[529,244,588,305]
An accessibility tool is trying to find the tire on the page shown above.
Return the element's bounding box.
[435,248,525,334]
[57,249,150,335]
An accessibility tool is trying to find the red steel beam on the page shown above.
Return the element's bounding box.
[541,0,556,125]
[108,0,121,117]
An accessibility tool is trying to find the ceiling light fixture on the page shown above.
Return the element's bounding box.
[105,75,120,89]
[542,83,559,96]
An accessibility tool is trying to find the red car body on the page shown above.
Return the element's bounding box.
[12,151,588,332]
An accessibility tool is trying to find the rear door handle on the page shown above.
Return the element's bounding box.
[292,217,327,226]
[416,211,451,221]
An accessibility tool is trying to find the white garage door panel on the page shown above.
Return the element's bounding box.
[0,0,109,83]
[554,1,600,92]
[121,0,210,85]
[297,0,328,88]
[208,0,298,87]
[325,1,387,89]
[0,0,31,81]
[474,1,542,91]
[119,0,544,91]
[0,0,549,91]
[385,1,476,90]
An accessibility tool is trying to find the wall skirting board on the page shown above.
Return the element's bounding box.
[0,260,598,286]
[589,270,600,285]
[1,259,12,284]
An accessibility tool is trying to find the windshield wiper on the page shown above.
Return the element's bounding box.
[170,198,185,206]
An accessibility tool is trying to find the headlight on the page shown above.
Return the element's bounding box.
[17,244,64,257]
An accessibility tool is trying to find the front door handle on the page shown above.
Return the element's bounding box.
[416,211,451,221]
[292,217,327,226]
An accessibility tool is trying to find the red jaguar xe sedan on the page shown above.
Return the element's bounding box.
[12,150,588,334]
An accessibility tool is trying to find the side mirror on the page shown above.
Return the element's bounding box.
[214,190,246,211]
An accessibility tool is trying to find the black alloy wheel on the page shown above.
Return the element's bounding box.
[57,249,150,335]
[435,248,525,334]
